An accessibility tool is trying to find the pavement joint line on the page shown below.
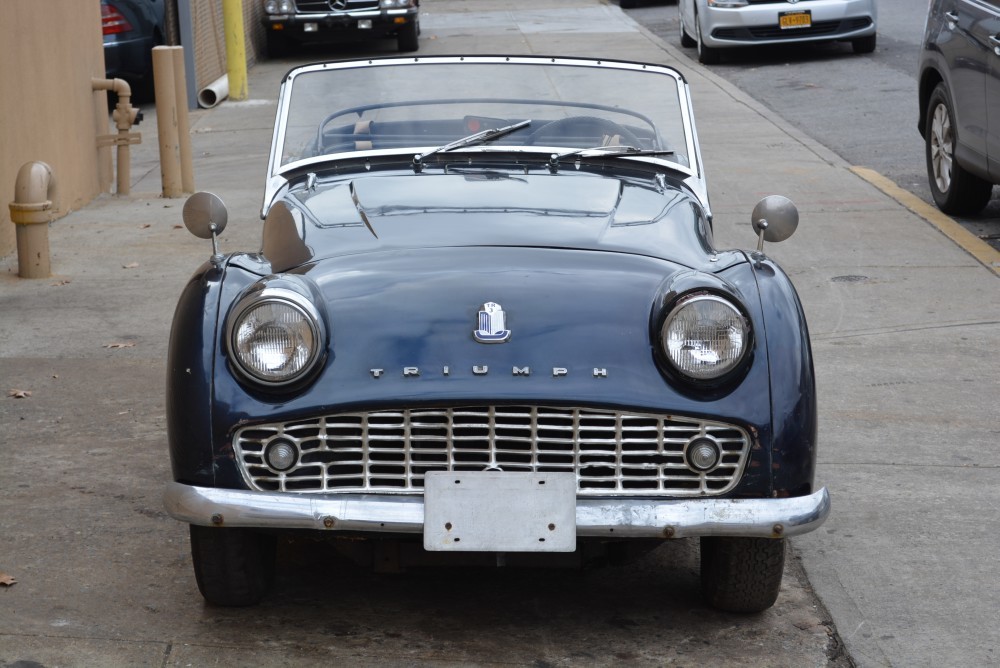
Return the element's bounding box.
[850,166,1000,278]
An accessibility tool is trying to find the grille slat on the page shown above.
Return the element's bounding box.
[235,406,751,497]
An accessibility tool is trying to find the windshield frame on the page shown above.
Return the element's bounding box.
[263,56,705,216]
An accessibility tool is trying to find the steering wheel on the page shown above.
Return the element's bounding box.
[528,115,642,147]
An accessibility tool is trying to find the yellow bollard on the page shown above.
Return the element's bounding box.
[222,0,248,101]
[8,161,56,279]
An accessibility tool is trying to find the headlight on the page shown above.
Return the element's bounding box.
[264,0,294,15]
[380,0,414,7]
[661,293,749,381]
[228,288,324,386]
[707,0,748,7]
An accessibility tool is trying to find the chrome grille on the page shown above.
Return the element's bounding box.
[234,406,752,497]
[294,0,380,13]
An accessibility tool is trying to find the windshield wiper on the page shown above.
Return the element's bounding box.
[412,119,531,172]
[548,144,675,171]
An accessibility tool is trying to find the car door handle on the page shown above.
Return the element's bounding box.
[945,11,958,22]
[991,35,1000,56]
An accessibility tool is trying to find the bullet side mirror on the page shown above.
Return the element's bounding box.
[750,195,798,252]
[182,191,229,268]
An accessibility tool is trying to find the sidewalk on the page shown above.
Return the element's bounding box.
[2,1,998,666]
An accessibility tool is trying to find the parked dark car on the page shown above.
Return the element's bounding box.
[918,0,1000,215]
[164,56,830,613]
[102,0,166,99]
[261,0,420,57]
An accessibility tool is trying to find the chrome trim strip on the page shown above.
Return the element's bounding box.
[164,482,830,539]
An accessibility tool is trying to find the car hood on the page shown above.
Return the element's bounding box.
[220,245,766,424]
[260,171,720,273]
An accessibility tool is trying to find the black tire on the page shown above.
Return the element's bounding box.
[680,17,696,48]
[696,15,721,65]
[620,0,638,8]
[925,83,994,215]
[266,31,291,59]
[398,20,419,52]
[189,525,276,606]
[700,537,785,613]
[852,33,876,54]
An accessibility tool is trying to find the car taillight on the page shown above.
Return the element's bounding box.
[102,4,132,35]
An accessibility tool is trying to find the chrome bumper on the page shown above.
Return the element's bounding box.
[164,482,829,539]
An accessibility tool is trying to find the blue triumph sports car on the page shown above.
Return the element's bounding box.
[164,55,830,612]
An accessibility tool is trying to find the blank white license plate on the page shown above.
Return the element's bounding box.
[423,471,577,552]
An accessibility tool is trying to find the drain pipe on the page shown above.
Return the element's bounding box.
[92,77,142,195]
[8,161,56,279]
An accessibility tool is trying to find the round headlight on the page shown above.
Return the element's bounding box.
[229,290,323,386]
[661,293,749,381]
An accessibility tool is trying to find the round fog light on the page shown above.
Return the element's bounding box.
[265,439,298,471]
[686,437,720,472]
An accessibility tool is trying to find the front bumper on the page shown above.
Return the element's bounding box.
[263,9,416,38]
[701,0,875,48]
[164,482,829,539]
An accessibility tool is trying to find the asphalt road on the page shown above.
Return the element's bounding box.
[624,0,1000,250]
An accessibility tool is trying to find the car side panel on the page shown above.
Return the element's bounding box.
[744,258,817,498]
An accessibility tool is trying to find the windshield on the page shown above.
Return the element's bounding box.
[274,57,694,172]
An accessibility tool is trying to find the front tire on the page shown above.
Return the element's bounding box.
[925,83,993,215]
[680,12,696,48]
[696,15,721,64]
[852,33,876,54]
[397,20,419,52]
[700,537,785,613]
[189,525,277,606]
[266,31,291,59]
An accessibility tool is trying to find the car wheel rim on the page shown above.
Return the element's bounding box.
[929,102,953,194]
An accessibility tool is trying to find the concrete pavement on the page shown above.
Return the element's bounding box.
[2,1,998,665]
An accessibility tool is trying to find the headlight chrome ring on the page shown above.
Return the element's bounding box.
[227,287,325,387]
[661,292,749,382]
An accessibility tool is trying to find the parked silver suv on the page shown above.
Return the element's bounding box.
[918,0,1000,215]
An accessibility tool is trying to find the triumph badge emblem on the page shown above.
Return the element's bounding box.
[473,302,511,343]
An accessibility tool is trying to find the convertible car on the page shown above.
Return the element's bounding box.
[164,56,829,613]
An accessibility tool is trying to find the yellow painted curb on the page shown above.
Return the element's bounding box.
[850,166,1000,277]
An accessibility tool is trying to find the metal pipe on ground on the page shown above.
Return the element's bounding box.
[8,161,56,279]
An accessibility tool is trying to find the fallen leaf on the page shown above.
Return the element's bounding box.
[172,224,183,230]
[140,223,152,229]
[0,572,15,587]
[122,262,140,269]
[7,389,32,399]
[50,279,72,287]
[104,342,136,349]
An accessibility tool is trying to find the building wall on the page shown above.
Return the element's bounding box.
[0,1,267,259]
[189,0,266,92]
[1,1,109,258]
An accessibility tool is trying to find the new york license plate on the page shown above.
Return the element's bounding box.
[779,10,812,29]
[423,471,577,552]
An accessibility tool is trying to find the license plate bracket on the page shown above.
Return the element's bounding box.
[779,10,812,30]
[423,471,577,552]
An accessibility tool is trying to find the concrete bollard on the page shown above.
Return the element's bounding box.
[153,46,183,198]
[8,161,56,279]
